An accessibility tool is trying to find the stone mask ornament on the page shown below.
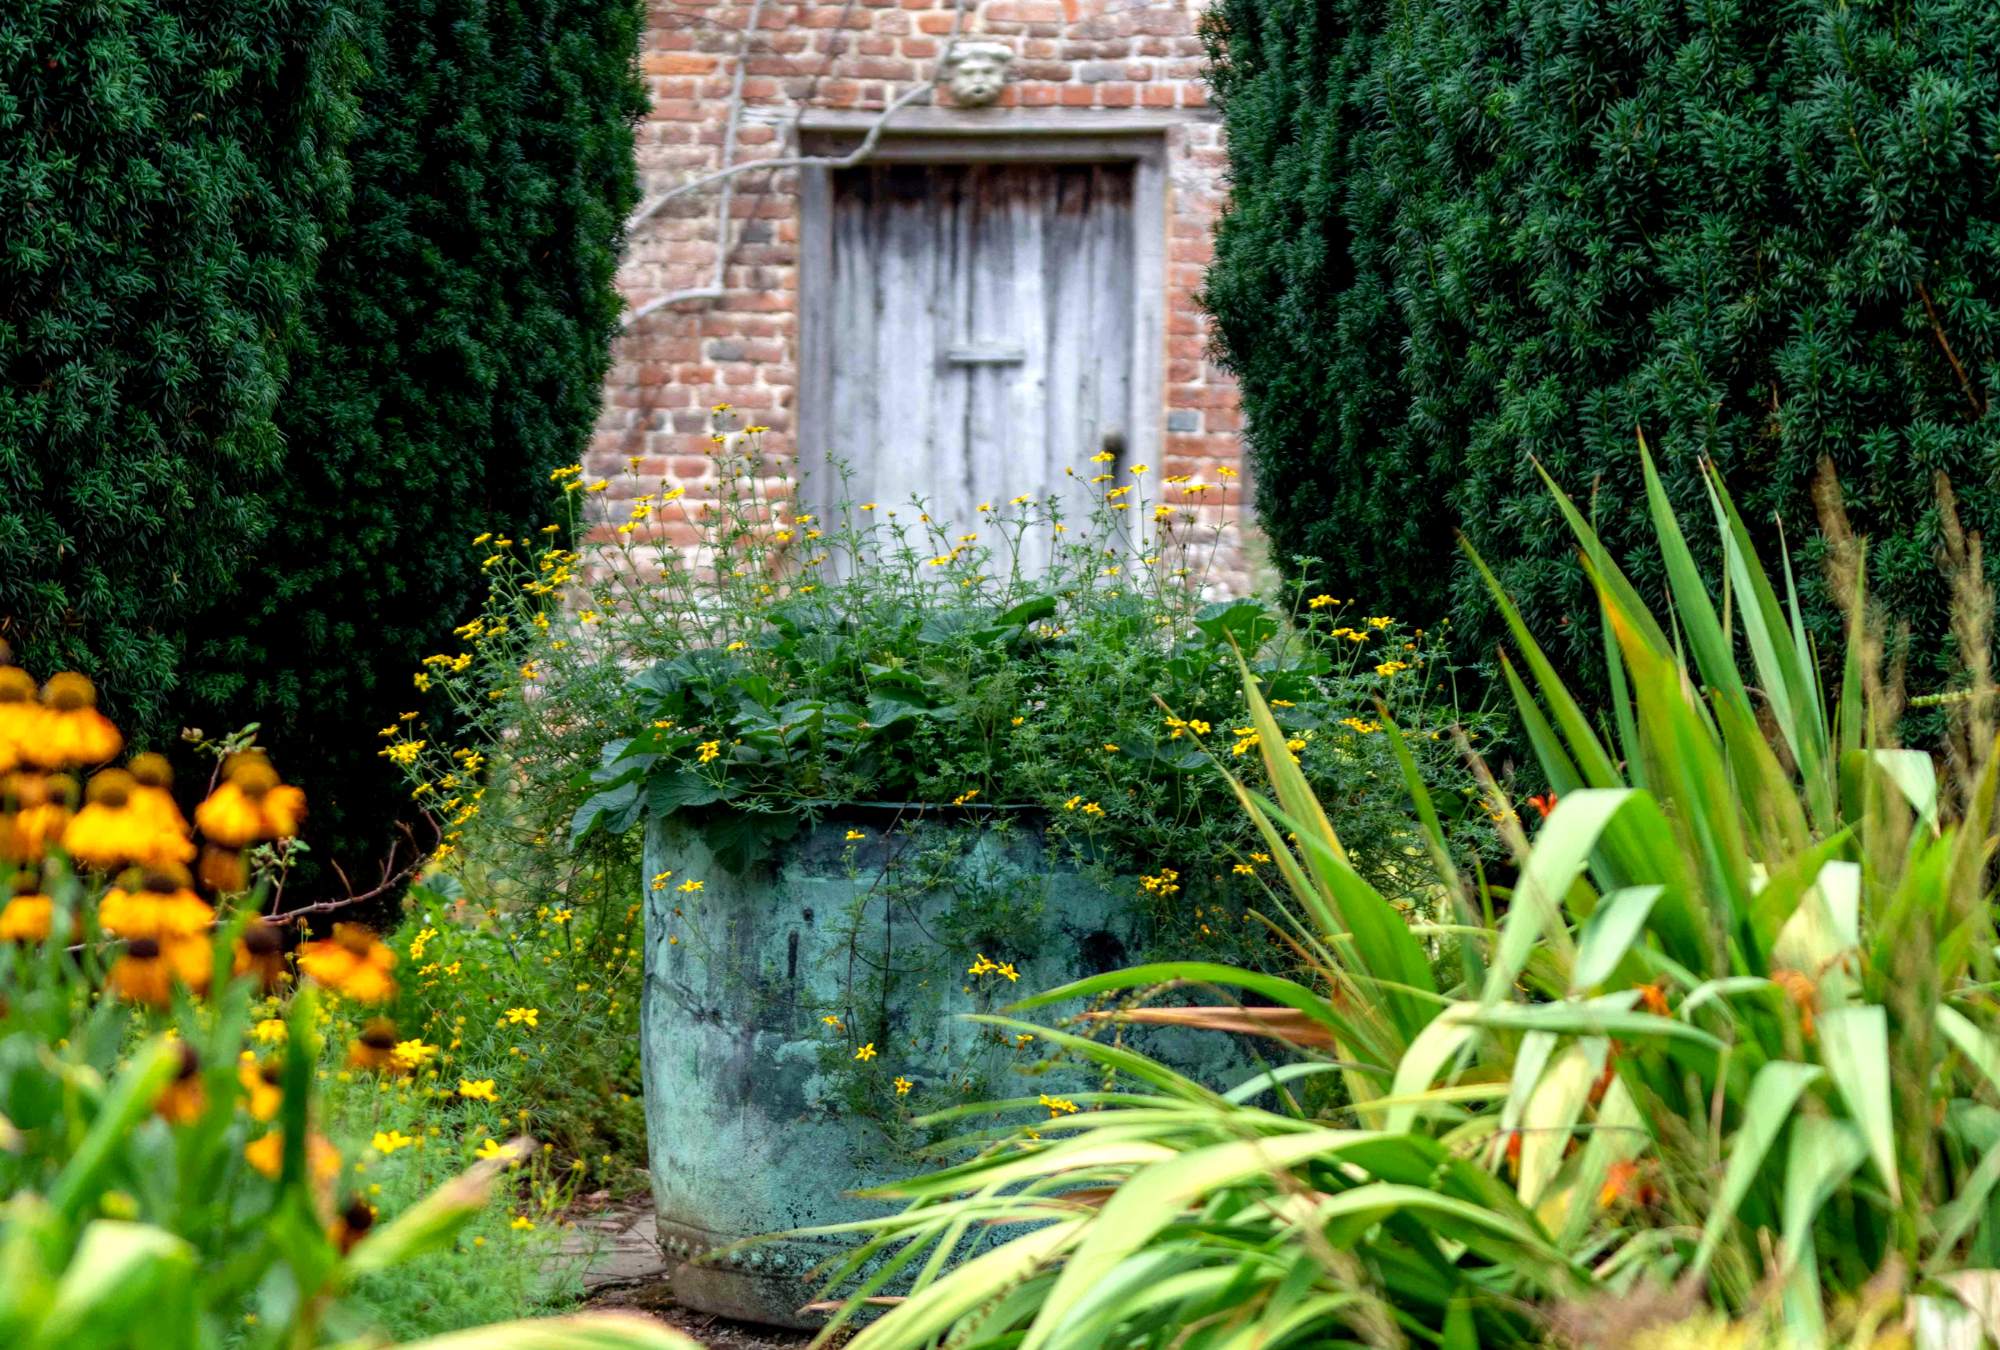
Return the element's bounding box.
[941,42,1014,107]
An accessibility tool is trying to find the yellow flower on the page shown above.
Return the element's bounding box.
[238,1056,284,1121]
[503,1007,540,1027]
[821,1015,844,1030]
[1063,796,1082,810]
[459,1079,497,1101]
[475,1138,521,1161]
[696,740,722,764]
[1081,802,1104,817]
[372,1129,415,1155]
[1232,863,1255,876]
[1308,594,1336,609]
[997,962,1019,982]
[678,878,703,893]
[252,1018,288,1044]
[893,1077,912,1096]
[650,871,673,889]
[844,829,866,841]
[854,1043,877,1061]
[390,1040,439,1072]
[511,1215,536,1231]
[1038,1094,1079,1116]
[0,892,52,943]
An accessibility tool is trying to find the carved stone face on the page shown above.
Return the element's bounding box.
[943,43,1013,107]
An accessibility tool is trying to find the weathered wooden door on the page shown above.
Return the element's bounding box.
[819,162,1135,571]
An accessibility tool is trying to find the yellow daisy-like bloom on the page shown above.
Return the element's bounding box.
[390,1039,439,1072]
[475,1137,522,1162]
[893,1076,911,1096]
[0,886,52,942]
[372,1129,415,1155]
[25,673,122,769]
[98,872,214,941]
[459,1079,497,1101]
[238,1054,284,1121]
[296,924,397,1003]
[854,1043,877,1061]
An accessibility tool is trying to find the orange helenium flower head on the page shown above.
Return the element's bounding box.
[0,664,41,773]
[99,870,213,941]
[296,923,397,1003]
[0,874,52,943]
[5,772,76,864]
[194,753,304,848]
[65,769,191,870]
[26,673,122,769]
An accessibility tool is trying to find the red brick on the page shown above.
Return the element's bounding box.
[1058,84,1094,106]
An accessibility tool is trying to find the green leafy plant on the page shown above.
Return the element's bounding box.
[797,441,2000,1349]
[391,416,1495,933]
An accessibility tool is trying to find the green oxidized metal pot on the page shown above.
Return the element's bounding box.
[639,805,1267,1327]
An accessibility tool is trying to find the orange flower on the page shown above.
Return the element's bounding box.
[98,872,213,941]
[0,885,52,942]
[238,1054,284,1121]
[24,673,122,769]
[1527,792,1558,820]
[108,938,174,1007]
[346,1017,399,1071]
[126,754,190,835]
[233,919,289,993]
[107,934,212,1007]
[155,1043,207,1125]
[330,1197,377,1254]
[296,924,396,1003]
[245,1129,341,1186]
[0,666,43,772]
[1772,968,1818,1040]
[5,773,76,863]
[194,754,304,847]
[1635,980,1671,1017]
[64,769,190,870]
[198,844,246,894]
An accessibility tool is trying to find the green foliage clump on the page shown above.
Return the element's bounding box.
[804,449,2000,1350]
[1206,0,2000,693]
[0,0,358,729]
[180,0,646,903]
[387,421,1499,955]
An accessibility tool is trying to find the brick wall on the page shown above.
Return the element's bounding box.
[591,0,1249,590]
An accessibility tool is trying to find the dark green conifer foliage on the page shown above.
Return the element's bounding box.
[1207,0,2000,689]
[183,0,645,897]
[0,0,356,727]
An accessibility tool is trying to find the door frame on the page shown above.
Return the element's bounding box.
[794,116,1169,521]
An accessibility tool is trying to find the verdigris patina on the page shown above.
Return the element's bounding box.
[639,807,1272,1326]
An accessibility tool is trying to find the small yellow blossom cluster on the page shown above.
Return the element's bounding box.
[967,953,1020,982]
[1039,1094,1080,1117]
[1138,867,1181,897]
[1062,796,1104,816]
[1163,715,1211,740]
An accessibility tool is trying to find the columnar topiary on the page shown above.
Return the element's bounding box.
[1206,0,2000,690]
[0,0,356,728]
[181,0,646,898]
